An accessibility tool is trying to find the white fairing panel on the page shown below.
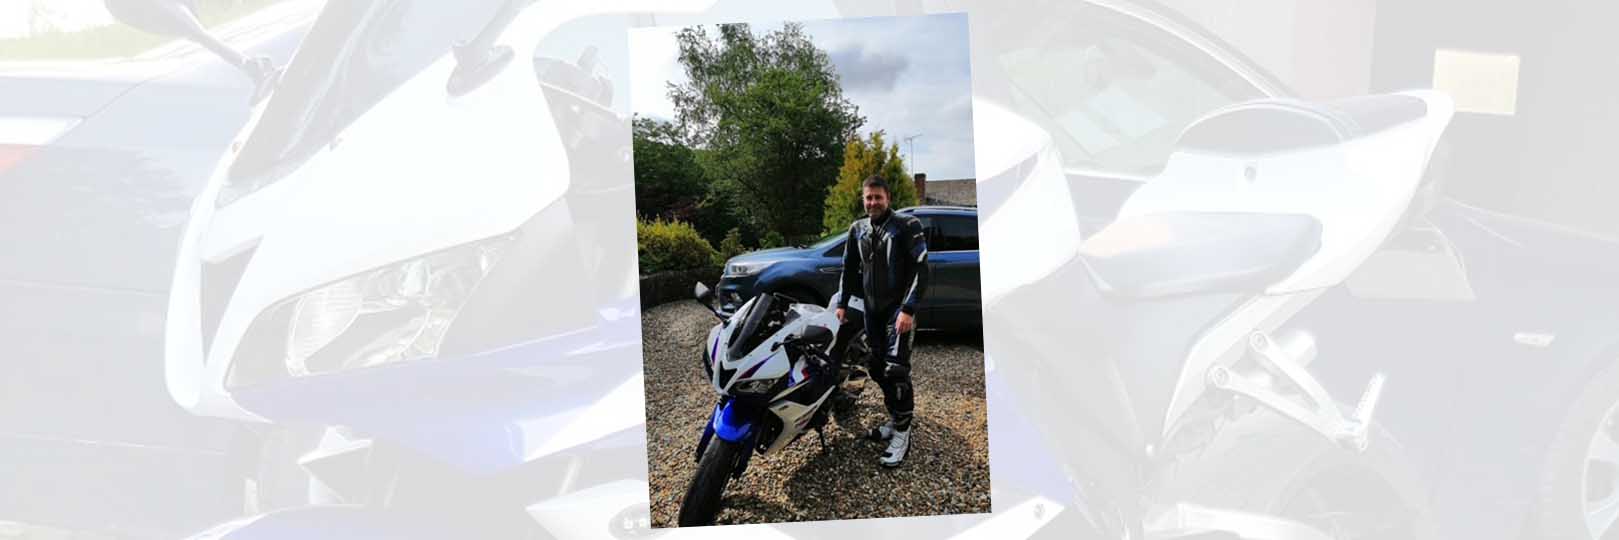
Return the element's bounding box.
[165,1,721,419]
[1117,91,1455,293]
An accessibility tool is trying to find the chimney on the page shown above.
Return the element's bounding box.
[914,173,927,204]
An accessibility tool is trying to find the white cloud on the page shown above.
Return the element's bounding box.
[627,27,685,121]
[628,13,976,178]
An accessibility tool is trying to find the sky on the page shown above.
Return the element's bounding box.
[626,13,976,180]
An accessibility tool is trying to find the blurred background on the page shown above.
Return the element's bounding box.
[1,1,311,536]
[1158,0,1619,238]
[2,0,1616,538]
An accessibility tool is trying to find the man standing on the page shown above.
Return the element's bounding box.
[836,175,928,468]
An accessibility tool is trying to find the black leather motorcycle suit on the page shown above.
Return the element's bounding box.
[838,209,928,430]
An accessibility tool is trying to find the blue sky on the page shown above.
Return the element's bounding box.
[627,13,976,180]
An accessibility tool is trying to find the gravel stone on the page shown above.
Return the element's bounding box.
[642,301,991,527]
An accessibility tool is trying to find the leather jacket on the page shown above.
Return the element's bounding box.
[839,209,928,315]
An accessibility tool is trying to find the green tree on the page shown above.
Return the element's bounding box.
[716,228,747,265]
[631,116,706,221]
[822,130,918,235]
[669,23,864,244]
[691,177,747,248]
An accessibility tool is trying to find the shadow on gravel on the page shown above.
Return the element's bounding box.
[779,410,990,521]
[718,494,796,525]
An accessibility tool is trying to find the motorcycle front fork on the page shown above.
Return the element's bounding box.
[697,397,761,479]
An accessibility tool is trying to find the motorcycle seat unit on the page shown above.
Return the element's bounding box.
[1177,94,1428,155]
[1077,212,1322,300]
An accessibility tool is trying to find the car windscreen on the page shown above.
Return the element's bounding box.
[810,230,844,248]
[228,0,510,184]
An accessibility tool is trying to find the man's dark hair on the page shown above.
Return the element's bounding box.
[862,175,891,196]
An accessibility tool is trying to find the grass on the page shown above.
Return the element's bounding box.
[0,0,285,61]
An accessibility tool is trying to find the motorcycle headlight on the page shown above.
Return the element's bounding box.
[227,234,513,388]
[723,260,774,278]
[733,378,777,395]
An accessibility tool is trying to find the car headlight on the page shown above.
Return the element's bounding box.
[723,260,775,278]
[227,234,513,388]
[733,378,777,395]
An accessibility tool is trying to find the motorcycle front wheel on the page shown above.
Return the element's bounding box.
[678,438,744,527]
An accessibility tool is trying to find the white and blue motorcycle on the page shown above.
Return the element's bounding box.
[137,0,723,537]
[678,284,869,526]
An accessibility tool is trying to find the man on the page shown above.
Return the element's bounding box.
[836,175,928,468]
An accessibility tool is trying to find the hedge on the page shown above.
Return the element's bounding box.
[637,218,720,275]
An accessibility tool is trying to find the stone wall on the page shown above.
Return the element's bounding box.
[923,178,977,207]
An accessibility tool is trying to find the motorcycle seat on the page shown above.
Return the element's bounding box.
[1078,212,1321,299]
[1178,94,1429,155]
[1318,93,1429,138]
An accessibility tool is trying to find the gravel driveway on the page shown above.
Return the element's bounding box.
[642,301,991,527]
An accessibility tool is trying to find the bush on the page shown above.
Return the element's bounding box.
[637,218,720,275]
[717,228,747,264]
[760,230,787,249]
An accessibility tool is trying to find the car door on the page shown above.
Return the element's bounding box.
[816,239,848,302]
[985,1,1277,235]
[919,213,981,329]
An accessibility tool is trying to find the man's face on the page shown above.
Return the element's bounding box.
[862,186,891,218]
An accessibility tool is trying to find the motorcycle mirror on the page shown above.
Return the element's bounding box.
[105,0,206,38]
[693,282,726,321]
[104,0,280,103]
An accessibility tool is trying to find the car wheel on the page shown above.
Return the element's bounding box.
[1530,356,1619,539]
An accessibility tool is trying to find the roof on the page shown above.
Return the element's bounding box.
[901,205,977,215]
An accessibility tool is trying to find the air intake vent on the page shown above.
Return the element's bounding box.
[199,247,257,359]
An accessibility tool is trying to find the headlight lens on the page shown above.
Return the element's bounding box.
[723,260,774,278]
[228,234,512,388]
[733,378,776,395]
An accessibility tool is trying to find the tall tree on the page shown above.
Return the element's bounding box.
[669,23,864,243]
[823,130,918,235]
[631,115,705,221]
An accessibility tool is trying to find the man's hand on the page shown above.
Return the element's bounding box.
[895,312,915,334]
[836,307,846,324]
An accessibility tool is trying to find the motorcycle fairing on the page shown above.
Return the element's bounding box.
[186,506,459,540]
[711,399,753,443]
[1117,91,1455,295]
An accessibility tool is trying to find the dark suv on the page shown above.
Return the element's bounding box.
[714,206,981,331]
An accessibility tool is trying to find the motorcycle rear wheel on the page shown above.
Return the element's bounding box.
[1164,410,1438,540]
[678,438,743,527]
